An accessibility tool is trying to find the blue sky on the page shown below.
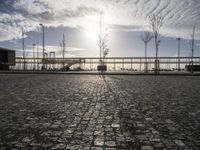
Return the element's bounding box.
[0,0,200,58]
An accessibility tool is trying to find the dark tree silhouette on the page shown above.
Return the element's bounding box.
[141,32,153,72]
[103,48,109,59]
[149,14,164,74]
[60,33,67,69]
[101,31,109,60]
[190,25,196,74]
[21,28,25,71]
[97,12,110,68]
[176,37,181,71]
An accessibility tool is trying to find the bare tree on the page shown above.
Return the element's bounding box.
[98,12,103,65]
[190,25,196,74]
[97,13,110,68]
[22,28,25,71]
[60,32,66,69]
[177,38,181,71]
[149,14,164,74]
[103,48,109,59]
[101,31,109,59]
[141,32,153,72]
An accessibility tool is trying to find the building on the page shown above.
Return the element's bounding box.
[185,65,200,72]
[0,47,15,70]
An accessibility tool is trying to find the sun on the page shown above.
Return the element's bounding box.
[83,14,101,42]
[86,26,100,42]
[84,14,107,43]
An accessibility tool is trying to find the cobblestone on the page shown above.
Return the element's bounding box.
[0,74,200,149]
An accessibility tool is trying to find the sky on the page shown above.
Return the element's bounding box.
[0,0,200,58]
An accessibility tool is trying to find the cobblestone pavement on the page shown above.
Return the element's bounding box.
[0,74,200,150]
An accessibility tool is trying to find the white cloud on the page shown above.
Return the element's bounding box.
[0,13,38,41]
[15,44,89,57]
[0,0,200,42]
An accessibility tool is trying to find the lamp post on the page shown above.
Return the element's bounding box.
[22,29,25,71]
[177,38,181,71]
[155,40,161,74]
[37,40,39,70]
[32,44,36,70]
[40,24,45,71]
[50,51,55,70]
[99,13,103,68]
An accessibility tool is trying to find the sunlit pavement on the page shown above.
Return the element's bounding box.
[0,74,200,149]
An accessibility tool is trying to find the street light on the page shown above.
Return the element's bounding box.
[22,28,25,71]
[37,40,39,70]
[32,44,36,70]
[40,24,45,71]
[177,38,181,71]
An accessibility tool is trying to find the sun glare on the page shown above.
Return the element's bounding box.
[84,14,108,43]
[83,14,102,42]
[86,26,99,42]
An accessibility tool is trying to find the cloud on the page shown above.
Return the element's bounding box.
[15,44,89,57]
[0,0,200,42]
[0,12,38,41]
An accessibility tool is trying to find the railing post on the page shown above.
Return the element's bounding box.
[131,58,133,71]
[114,58,116,71]
[90,59,92,71]
[155,59,160,75]
[122,59,124,70]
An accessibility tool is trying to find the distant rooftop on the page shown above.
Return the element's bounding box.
[0,47,15,52]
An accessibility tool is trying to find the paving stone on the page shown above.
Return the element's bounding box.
[51,143,66,149]
[94,138,104,146]
[0,75,200,149]
[145,118,153,122]
[104,141,116,147]
[165,119,175,124]
[141,145,153,150]
[111,123,120,128]
[91,147,103,150]
[105,148,117,150]
[174,139,185,147]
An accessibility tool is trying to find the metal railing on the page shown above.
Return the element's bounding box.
[11,56,200,73]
